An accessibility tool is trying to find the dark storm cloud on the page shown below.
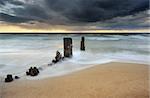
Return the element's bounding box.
[13,5,50,21]
[0,13,33,23]
[0,0,23,5]
[45,0,149,22]
[0,0,10,5]
[0,0,149,24]
[0,1,49,23]
[10,1,24,5]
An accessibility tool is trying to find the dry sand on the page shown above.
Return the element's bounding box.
[2,62,149,98]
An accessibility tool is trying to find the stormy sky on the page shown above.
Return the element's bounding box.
[0,0,149,32]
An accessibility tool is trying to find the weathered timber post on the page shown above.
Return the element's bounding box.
[80,37,85,51]
[64,38,73,58]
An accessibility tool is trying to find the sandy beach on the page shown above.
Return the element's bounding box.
[2,62,149,98]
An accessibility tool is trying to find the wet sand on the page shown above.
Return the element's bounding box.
[2,62,149,98]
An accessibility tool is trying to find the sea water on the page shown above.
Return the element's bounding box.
[0,34,149,79]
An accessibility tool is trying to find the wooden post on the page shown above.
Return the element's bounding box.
[64,38,73,58]
[80,37,85,51]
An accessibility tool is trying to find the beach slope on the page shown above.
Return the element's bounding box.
[3,62,149,98]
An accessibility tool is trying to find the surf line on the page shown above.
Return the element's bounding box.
[4,37,86,83]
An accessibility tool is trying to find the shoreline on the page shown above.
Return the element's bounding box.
[3,62,149,98]
[16,60,150,80]
[0,60,149,81]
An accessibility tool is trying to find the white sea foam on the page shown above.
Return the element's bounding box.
[0,34,149,80]
[85,37,121,41]
[27,51,149,80]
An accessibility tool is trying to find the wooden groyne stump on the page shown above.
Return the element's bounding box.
[5,74,13,82]
[64,38,73,58]
[15,76,20,79]
[26,67,39,76]
[52,51,63,64]
[80,37,85,51]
